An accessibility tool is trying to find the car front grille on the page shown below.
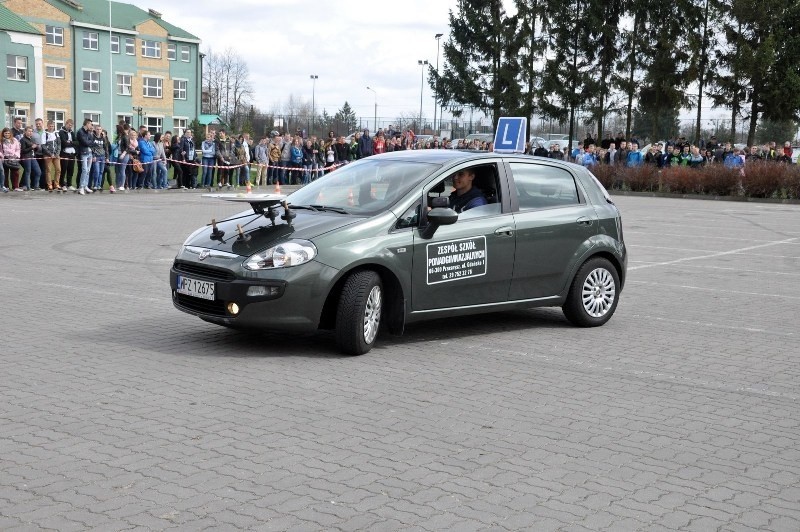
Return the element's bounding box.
[173,261,237,282]
[174,293,229,316]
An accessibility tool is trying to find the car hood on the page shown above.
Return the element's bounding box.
[185,210,364,256]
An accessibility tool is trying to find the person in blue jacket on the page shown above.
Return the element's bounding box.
[136,129,156,189]
[626,142,643,167]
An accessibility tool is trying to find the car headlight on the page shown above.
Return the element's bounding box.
[244,240,317,270]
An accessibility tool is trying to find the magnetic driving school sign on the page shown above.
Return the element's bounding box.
[426,236,487,284]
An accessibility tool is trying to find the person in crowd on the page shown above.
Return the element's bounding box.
[137,129,156,190]
[112,122,130,192]
[58,119,77,190]
[289,136,304,185]
[358,129,373,158]
[533,143,549,157]
[19,126,41,191]
[373,130,386,155]
[625,142,643,167]
[254,137,269,186]
[724,147,744,169]
[125,129,141,190]
[349,133,360,161]
[1,128,21,192]
[89,125,107,191]
[42,120,61,192]
[549,142,565,160]
[234,134,251,186]
[170,131,184,188]
[213,129,232,188]
[180,129,197,189]
[688,146,706,168]
[33,118,46,185]
[197,131,214,190]
[301,139,315,185]
[153,132,168,189]
[278,133,293,185]
[75,118,95,195]
[99,127,113,191]
[581,144,598,167]
[267,133,282,185]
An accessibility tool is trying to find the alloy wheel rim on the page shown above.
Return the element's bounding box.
[581,268,616,318]
[363,286,382,344]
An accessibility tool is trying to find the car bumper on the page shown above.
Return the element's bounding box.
[170,259,340,333]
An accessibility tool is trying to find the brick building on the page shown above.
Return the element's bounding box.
[2,0,200,135]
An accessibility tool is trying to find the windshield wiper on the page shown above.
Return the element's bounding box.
[287,204,319,212]
[309,205,349,214]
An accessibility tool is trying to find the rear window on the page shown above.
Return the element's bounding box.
[509,163,580,210]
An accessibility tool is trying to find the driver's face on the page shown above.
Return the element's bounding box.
[452,170,475,193]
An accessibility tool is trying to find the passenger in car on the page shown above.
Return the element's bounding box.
[449,168,488,213]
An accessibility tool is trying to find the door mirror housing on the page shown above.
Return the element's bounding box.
[420,207,458,239]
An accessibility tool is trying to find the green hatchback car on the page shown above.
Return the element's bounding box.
[170,150,626,355]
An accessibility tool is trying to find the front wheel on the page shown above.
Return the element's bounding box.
[335,271,383,355]
[562,257,620,327]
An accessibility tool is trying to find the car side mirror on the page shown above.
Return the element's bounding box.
[420,207,458,239]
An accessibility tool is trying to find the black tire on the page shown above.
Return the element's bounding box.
[335,271,383,355]
[562,257,620,327]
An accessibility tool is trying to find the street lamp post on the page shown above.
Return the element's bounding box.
[418,60,428,133]
[310,75,318,134]
[366,86,377,132]
[434,33,443,133]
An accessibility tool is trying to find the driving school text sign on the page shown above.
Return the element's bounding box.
[426,236,487,284]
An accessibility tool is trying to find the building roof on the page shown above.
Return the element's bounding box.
[199,114,227,126]
[0,3,41,34]
[42,0,199,41]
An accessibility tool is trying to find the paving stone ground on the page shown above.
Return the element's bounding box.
[0,189,798,531]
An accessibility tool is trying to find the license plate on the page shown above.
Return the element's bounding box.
[176,275,215,300]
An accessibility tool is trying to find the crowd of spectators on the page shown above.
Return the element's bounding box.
[526,132,796,170]
[4,117,795,195]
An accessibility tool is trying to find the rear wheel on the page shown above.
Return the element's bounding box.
[562,257,619,327]
[335,271,383,355]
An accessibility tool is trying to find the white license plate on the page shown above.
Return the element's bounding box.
[176,275,215,300]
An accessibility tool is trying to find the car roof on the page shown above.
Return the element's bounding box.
[372,148,586,172]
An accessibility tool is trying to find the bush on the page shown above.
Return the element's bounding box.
[698,166,741,196]
[741,161,792,198]
[589,164,615,190]
[660,166,704,194]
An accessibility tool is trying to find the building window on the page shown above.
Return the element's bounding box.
[6,55,27,81]
[83,112,101,124]
[46,110,66,130]
[143,76,162,98]
[83,70,100,92]
[125,37,135,55]
[116,74,132,96]
[173,117,187,135]
[117,114,132,127]
[111,35,119,54]
[173,79,187,100]
[180,45,190,62]
[145,116,162,135]
[141,40,161,59]
[83,31,99,50]
[46,25,64,46]
[46,65,65,79]
[167,43,176,61]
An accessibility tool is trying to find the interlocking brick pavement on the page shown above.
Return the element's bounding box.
[0,190,798,530]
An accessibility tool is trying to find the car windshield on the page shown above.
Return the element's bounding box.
[288,159,439,216]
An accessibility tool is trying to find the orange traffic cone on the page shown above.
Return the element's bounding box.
[274,182,281,195]
[347,188,355,206]
[370,184,377,199]
[317,191,325,202]
[246,181,252,194]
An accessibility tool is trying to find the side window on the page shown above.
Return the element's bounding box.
[396,201,421,229]
[509,163,580,210]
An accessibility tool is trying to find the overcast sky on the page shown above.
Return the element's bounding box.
[127,0,458,123]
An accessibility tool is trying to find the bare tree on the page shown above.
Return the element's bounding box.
[202,47,253,131]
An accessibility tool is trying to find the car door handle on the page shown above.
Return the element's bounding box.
[576,217,593,226]
[494,226,514,237]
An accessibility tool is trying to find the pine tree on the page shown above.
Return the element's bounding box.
[431,0,522,131]
[334,102,358,135]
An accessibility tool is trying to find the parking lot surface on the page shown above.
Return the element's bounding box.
[1,191,799,531]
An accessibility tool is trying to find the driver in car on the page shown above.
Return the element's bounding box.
[449,168,488,213]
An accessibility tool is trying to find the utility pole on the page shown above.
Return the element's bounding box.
[434,33,443,133]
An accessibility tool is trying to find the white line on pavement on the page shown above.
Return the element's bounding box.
[627,237,800,271]
[0,275,163,303]
[626,279,800,299]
